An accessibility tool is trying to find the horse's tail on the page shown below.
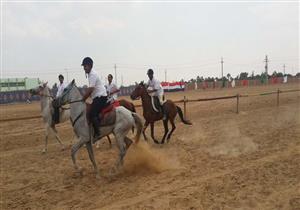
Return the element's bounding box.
[176,106,192,125]
[131,102,136,133]
[132,113,143,144]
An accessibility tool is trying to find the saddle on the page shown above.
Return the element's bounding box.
[86,100,120,126]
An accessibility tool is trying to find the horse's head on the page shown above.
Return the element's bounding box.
[56,79,76,107]
[29,82,49,96]
[130,81,147,100]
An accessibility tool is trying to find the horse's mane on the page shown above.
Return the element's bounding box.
[139,81,146,87]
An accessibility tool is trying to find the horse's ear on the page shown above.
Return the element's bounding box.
[71,79,75,85]
[43,81,48,87]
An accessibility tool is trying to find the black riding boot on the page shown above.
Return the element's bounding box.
[91,117,101,141]
[52,99,60,124]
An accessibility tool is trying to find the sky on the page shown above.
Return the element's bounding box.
[1,1,299,86]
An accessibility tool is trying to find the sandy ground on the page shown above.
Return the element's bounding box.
[1,83,300,210]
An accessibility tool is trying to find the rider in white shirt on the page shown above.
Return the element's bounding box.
[105,74,120,103]
[146,69,166,119]
[53,74,65,124]
[56,75,66,98]
[81,57,108,139]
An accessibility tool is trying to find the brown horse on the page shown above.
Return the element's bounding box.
[119,99,136,114]
[130,82,192,144]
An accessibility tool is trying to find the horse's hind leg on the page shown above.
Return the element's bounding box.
[96,135,112,149]
[85,141,100,179]
[112,133,127,174]
[161,119,169,144]
[167,119,176,142]
[124,136,133,150]
[107,135,112,148]
[51,126,65,150]
[143,121,149,141]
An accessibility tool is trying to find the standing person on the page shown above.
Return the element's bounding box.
[146,69,166,119]
[81,57,108,139]
[105,74,120,103]
[53,74,66,124]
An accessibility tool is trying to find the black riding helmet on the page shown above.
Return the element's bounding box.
[147,69,154,75]
[58,74,64,79]
[81,57,93,67]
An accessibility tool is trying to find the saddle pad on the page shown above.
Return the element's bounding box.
[101,100,120,115]
[99,109,116,126]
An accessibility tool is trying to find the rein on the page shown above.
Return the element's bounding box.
[69,99,84,104]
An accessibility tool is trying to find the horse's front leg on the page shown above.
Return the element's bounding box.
[51,126,65,150]
[143,121,149,141]
[85,141,100,179]
[71,138,86,175]
[42,125,49,153]
[150,122,159,144]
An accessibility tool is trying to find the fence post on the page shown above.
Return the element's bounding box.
[236,94,239,114]
[184,96,187,118]
[277,88,280,106]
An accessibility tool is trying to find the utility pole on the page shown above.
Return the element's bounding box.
[114,64,117,86]
[264,55,269,84]
[283,64,286,75]
[264,55,269,75]
[121,75,123,87]
[221,57,224,79]
[165,69,167,82]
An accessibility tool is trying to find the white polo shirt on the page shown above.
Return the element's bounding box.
[56,82,66,98]
[105,82,118,101]
[147,77,163,96]
[88,70,107,99]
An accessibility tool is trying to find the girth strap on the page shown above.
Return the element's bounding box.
[70,111,84,127]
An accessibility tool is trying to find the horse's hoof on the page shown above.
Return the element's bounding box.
[61,145,66,151]
[42,149,47,154]
[154,140,160,144]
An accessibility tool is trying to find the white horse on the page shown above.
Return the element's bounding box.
[55,80,143,178]
[29,83,69,153]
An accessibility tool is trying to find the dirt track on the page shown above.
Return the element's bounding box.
[1,83,300,210]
